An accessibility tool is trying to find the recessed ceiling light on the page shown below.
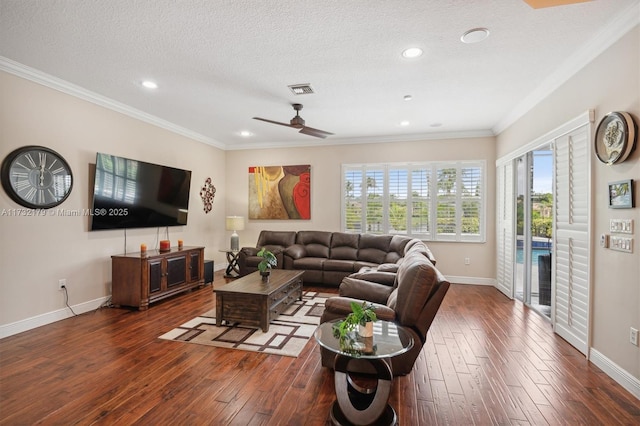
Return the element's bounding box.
[240,130,253,137]
[141,80,158,89]
[400,121,410,126]
[461,28,490,44]
[403,95,413,101]
[401,47,423,58]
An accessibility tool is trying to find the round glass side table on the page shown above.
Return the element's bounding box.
[315,319,414,426]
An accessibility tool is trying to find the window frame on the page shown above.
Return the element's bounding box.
[341,161,486,242]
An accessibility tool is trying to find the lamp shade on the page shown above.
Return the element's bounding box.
[225,216,245,231]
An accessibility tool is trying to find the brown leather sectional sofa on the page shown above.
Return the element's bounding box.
[238,230,436,286]
[239,229,450,376]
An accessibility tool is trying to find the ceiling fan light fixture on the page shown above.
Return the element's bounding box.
[239,130,253,137]
[461,28,490,44]
[401,47,423,58]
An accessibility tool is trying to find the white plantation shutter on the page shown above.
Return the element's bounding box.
[365,169,384,233]
[342,162,484,241]
[410,168,430,238]
[496,162,514,298]
[461,166,482,239]
[344,169,363,232]
[554,125,591,355]
[388,168,408,234]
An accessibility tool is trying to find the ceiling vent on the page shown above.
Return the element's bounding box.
[288,84,314,95]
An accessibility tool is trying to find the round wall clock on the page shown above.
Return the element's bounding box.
[1,145,73,209]
[594,111,637,165]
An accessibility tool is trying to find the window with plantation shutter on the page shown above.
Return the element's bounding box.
[342,161,485,241]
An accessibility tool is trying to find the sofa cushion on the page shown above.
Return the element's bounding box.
[377,263,400,273]
[324,259,357,272]
[404,239,436,265]
[293,257,325,270]
[330,232,359,260]
[256,230,297,248]
[394,252,438,326]
[296,231,331,258]
[384,235,411,263]
[358,234,392,264]
[339,277,394,305]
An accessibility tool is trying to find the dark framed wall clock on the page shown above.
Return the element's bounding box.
[594,111,637,165]
[1,145,73,209]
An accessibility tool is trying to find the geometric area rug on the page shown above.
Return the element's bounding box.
[159,291,333,358]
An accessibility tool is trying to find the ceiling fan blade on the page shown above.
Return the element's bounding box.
[253,117,295,128]
[299,126,334,138]
[523,0,591,8]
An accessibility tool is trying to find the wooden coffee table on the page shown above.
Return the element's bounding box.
[214,270,304,332]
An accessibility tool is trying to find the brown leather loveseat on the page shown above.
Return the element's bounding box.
[237,230,436,287]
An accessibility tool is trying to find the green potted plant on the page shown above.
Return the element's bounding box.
[257,247,277,280]
[333,301,377,341]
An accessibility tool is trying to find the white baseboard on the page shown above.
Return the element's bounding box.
[589,348,640,400]
[445,275,496,286]
[0,296,110,339]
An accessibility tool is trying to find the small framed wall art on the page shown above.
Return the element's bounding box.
[608,179,634,209]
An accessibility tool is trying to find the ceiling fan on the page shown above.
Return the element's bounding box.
[253,104,334,139]
[522,0,591,8]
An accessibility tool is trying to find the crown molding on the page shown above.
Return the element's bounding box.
[226,129,496,151]
[0,56,226,150]
[493,2,640,135]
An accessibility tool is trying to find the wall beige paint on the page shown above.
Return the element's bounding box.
[497,26,640,379]
[225,137,497,283]
[0,71,227,329]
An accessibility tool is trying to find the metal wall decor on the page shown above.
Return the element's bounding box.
[594,111,637,165]
[200,177,216,213]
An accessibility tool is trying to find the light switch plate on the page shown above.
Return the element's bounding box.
[610,236,633,253]
[610,219,634,234]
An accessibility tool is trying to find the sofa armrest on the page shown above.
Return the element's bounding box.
[284,244,307,260]
[348,271,396,287]
[324,296,396,321]
[240,247,259,256]
[339,277,395,305]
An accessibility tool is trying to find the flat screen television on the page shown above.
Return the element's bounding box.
[90,153,191,231]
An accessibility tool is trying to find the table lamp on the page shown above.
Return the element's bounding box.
[225,216,245,251]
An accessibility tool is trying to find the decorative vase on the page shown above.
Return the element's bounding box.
[358,321,373,337]
[260,270,270,281]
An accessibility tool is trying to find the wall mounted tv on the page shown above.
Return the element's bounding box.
[90,153,191,231]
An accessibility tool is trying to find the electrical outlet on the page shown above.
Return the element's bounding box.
[464,257,470,265]
[58,279,66,290]
[630,327,639,346]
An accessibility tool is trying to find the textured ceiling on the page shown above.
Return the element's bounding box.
[0,0,638,149]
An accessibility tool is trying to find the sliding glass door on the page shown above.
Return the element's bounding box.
[514,147,553,318]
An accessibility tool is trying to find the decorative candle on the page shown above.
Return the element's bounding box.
[178,239,184,249]
[159,240,170,252]
[140,243,147,256]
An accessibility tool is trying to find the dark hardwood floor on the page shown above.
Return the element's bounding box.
[1,271,639,425]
